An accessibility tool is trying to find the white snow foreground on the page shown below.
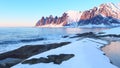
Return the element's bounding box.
[12,38,117,68]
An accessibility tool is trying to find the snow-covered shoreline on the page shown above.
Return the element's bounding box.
[0,27,120,68]
[12,38,117,68]
[12,27,120,68]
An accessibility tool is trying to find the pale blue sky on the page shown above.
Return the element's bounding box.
[0,0,120,27]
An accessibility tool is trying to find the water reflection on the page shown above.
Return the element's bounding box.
[65,28,81,34]
[102,41,120,68]
[65,28,107,34]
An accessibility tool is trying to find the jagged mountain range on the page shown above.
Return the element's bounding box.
[36,3,120,27]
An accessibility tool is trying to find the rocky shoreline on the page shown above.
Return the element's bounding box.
[0,31,120,68]
[0,42,70,68]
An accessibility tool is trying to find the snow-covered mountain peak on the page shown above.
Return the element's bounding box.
[36,3,120,27]
[116,3,120,9]
[108,3,120,11]
[100,2,114,7]
[100,2,120,12]
[106,2,114,5]
[65,10,82,23]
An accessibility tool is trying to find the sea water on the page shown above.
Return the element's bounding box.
[0,27,106,53]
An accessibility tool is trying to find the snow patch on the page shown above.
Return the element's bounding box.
[12,38,117,68]
[66,10,82,24]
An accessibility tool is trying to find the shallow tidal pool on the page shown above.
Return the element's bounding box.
[102,41,120,68]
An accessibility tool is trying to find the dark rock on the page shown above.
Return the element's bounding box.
[20,38,44,43]
[0,42,70,60]
[103,53,106,55]
[110,61,113,64]
[98,32,105,34]
[0,45,47,60]
[0,64,10,68]
[22,57,50,64]
[38,57,50,63]
[0,58,22,67]
[97,34,120,37]
[47,55,58,62]
[49,54,75,64]
[0,58,23,68]
[70,32,97,38]
[47,42,70,50]
[62,35,69,38]
[22,54,75,65]
[0,42,70,67]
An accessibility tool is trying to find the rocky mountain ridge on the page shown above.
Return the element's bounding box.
[36,3,120,27]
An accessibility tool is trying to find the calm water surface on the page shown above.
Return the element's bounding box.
[0,27,107,45]
[0,27,107,53]
[102,41,120,68]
